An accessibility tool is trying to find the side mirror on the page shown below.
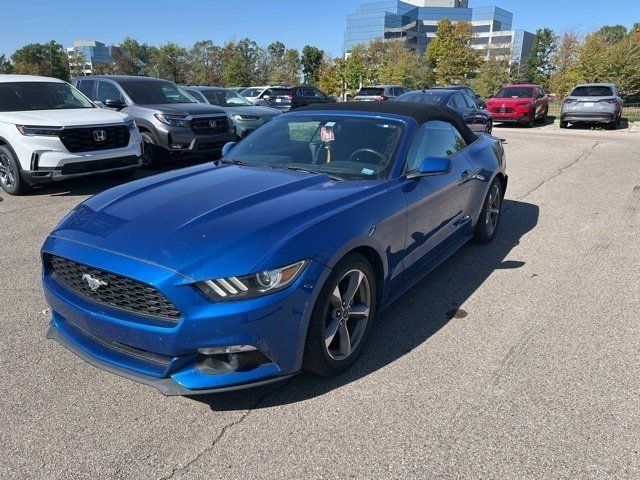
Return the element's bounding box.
[105,99,127,110]
[221,142,237,157]
[407,157,452,179]
[487,94,494,99]
[477,99,487,109]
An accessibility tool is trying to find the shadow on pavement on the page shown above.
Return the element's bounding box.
[23,156,213,197]
[564,118,629,131]
[193,199,540,411]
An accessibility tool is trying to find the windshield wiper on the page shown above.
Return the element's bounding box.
[286,166,343,181]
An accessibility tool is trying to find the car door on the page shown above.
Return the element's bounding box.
[402,120,476,273]
[461,92,488,132]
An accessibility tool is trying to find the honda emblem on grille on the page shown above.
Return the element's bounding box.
[208,120,217,128]
[82,273,108,291]
[93,130,107,142]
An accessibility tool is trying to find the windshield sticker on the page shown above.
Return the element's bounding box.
[321,126,335,142]
[361,168,375,175]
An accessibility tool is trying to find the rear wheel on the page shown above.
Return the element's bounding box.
[303,253,377,377]
[560,120,568,129]
[473,178,503,244]
[539,107,548,124]
[0,146,29,196]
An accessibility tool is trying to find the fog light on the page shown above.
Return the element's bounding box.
[198,345,256,355]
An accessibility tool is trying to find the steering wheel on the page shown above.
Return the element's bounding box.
[348,148,384,163]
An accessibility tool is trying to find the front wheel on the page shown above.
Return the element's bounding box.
[473,178,503,244]
[527,111,535,128]
[140,132,167,168]
[0,146,29,195]
[303,253,377,377]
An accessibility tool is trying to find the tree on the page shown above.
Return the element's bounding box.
[151,42,189,83]
[11,41,69,80]
[221,38,262,86]
[343,44,372,91]
[524,28,556,89]
[114,38,154,76]
[549,31,582,96]
[377,42,432,88]
[472,57,511,98]
[280,49,302,85]
[595,25,627,43]
[317,57,345,97]
[0,54,12,74]
[301,45,324,84]
[425,19,481,85]
[187,40,219,85]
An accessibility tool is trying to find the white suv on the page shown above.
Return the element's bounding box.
[0,75,143,195]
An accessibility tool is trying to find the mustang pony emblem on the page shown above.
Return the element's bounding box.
[82,273,108,292]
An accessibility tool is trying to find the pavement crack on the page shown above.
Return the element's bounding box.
[158,378,294,480]
[516,142,600,201]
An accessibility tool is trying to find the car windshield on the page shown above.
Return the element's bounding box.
[395,91,447,105]
[570,86,614,97]
[119,80,196,105]
[0,82,94,112]
[202,89,253,107]
[495,87,534,99]
[222,115,405,181]
[240,87,264,97]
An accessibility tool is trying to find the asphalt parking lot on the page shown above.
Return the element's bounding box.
[1,120,639,479]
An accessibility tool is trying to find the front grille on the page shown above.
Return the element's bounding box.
[60,125,130,153]
[46,255,181,321]
[492,107,515,114]
[190,116,230,135]
[60,155,139,175]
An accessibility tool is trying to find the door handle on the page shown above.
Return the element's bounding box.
[461,169,485,182]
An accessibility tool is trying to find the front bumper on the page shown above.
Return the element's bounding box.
[154,123,234,153]
[490,110,532,123]
[24,155,142,184]
[41,236,330,395]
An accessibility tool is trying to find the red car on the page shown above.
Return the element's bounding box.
[486,84,549,127]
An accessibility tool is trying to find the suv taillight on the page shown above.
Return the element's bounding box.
[600,98,619,105]
[563,98,576,104]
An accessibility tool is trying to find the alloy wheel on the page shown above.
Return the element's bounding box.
[324,269,371,361]
[0,151,15,190]
[485,183,501,235]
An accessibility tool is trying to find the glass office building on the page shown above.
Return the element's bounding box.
[345,0,534,62]
[66,40,116,74]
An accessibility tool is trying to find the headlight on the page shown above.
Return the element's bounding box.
[154,114,191,128]
[197,260,308,301]
[16,125,63,136]
[125,119,137,131]
[232,114,260,121]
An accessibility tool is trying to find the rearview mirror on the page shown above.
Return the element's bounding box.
[407,157,452,179]
[104,99,127,110]
[221,142,237,157]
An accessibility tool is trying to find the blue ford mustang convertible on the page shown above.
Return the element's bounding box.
[42,102,507,395]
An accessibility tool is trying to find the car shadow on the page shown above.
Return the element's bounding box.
[24,157,213,197]
[191,199,539,411]
[494,117,553,129]
[565,118,629,131]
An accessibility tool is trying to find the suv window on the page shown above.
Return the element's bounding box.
[357,87,385,97]
[460,93,477,109]
[448,94,467,109]
[406,120,467,171]
[570,86,614,97]
[302,88,316,96]
[76,80,96,99]
[97,81,124,103]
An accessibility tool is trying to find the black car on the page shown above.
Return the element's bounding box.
[395,89,493,134]
[264,86,335,112]
[433,85,487,108]
[73,76,234,166]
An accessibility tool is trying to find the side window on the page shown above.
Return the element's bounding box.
[448,94,463,109]
[460,93,477,109]
[313,89,326,97]
[405,120,467,171]
[302,88,315,96]
[97,81,124,103]
[77,80,96,99]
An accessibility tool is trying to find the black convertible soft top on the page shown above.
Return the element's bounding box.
[296,101,478,144]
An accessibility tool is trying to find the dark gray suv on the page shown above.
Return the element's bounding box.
[72,76,234,165]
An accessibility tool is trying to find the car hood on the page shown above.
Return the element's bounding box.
[0,108,127,126]
[223,105,281,117]
[141,103,226,116]
[52,164,375,279]
[488,97,534,106]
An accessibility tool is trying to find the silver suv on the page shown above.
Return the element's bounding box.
[560,83,622,130]
[73,76,234,165]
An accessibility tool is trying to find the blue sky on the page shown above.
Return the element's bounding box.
[1,0,638,58]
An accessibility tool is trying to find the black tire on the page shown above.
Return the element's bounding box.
[539,107,548,123]
[560,120,568,129]
[473,178,503,244]
[0,145,29,195]
[303,253,377,377]
[485,119,493,135]
[606,120,617,130]
[526,111,535,128]
[140,131,168,168]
